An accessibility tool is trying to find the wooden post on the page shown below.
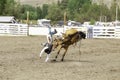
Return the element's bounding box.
[27,11,29,25]
[63,12,67,33]
[64,12,67,25]
[104,16,107,22]
[27,11,29,36]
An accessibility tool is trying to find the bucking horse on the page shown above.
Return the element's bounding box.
[52,28,86,61]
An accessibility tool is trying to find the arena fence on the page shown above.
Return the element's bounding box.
[0,23,28,36]
[92,26,120,38]
[0,23,120,39]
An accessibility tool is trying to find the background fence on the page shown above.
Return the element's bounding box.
[0,23,28,36]
[92,26,120,38]
[0,23,120,39]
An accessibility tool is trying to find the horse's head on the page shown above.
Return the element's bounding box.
[78,31,86,39]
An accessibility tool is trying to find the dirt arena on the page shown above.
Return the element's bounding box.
[0,36,120,80]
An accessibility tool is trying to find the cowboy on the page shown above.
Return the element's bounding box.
[39,26,57,62]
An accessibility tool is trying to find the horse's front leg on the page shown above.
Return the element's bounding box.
[53,46,62,61]
[61,47,68,61]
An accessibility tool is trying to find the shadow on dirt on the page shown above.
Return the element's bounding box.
[50,59,93,63]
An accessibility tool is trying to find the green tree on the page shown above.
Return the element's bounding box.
[13,1,22,19]
[68,0,91,12]
[0,0,6,15]
[42,4,49,18]
[67,0,91,20]
[29,11,37,20]
[3,0,16,15]
[110,0,120,21]
[19,4,37,20]
[46,4,64,23]
[36,6,42,19]
[86,4,101,21]
[59,0,68,9]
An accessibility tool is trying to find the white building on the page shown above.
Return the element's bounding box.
[0,16,18,23]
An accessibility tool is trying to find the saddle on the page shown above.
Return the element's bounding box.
[63,28,78,38]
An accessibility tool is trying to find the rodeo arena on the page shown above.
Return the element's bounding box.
[0,16,120,80]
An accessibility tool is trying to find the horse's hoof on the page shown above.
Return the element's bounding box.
[52,59,56,61]
[61,59,64,61]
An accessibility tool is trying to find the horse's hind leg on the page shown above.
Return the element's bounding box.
[61,47,68,61]
[53,47,62,61]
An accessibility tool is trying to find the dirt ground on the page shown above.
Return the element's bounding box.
[0,36,120,80]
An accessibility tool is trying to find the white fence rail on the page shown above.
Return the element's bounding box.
[115,26,120,38]
[93,26,120,38]
[0,23,120,39]
[0,23,28,36]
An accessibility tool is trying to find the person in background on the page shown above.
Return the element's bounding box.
[39,26,57,62]
[68,20,72,27]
